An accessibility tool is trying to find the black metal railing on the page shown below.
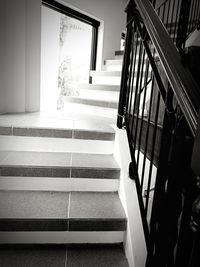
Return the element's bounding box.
[118,0,200,266]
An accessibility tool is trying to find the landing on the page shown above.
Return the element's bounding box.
[0,103,117,138]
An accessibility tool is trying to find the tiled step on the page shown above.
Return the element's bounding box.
[90,70,122,77]
[0,191,127,232]
[115,50,124,56]
[0,244,129,266]
[77,84,120,92]
[0,151,120,179]
[64,96,118,109]
[90,71,121,86]
[105,59,123,71]
[0,120,115,141]
[105,59,123,66]
[0,135,114,154]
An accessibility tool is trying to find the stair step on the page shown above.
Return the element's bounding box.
[0,151,120,179]
[105,59,123,71]
[0,119,115,141]
[0,135,114,155]
[90,70,121,77]
[0,176,119,192]
[64,96,118,109]
[77,84,120,91]
[0,244,129,266]
[0,191,127,232]
[105,59,123,66]
[115,50,124,56]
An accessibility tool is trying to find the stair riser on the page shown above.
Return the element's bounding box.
[0,136,114,154]
[65,98,118,109]
[0,177,119,192]
[105,65,122,71]
[92,77,121,85]
[77,84,120,92]
[0,231,125,244]
[0,167,120,179]
[0,127,115,141]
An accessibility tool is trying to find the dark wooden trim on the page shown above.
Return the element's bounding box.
[42,0,100,71]
[42,0,100,27]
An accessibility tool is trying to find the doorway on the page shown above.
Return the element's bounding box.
[40,0,100,112]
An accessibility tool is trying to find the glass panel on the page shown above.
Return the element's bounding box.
[58,15,92,109]
[40,6,93,112]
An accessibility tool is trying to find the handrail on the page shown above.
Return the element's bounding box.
[127,0,200,137]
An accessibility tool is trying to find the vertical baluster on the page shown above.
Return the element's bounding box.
[132,47,146,158]
[173,0,181,43]
[192,0,199,30]
[169,0,176,38]
[165,0,171,29]
[117,20,133,128]
[126,30,135,117]
[189,0,196,32]
[136,57,150,170]
[130,31,143,140]
[145,92,161,216]
[127,28,140,123]
[140,74,155,191]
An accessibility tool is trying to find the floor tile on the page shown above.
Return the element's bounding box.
[73,120,115,133]
[71,153,119,169]
[69,192,126,219]
[13,127,72,138]
[0,191,69,218]
[73,130,114,140]
[0,126,12,135]
[0,245,66,267]
[71,168,120,179]
[2,151,71,167]
[0,151,9,164]
[67,245,129,267]
[0,166,70,178]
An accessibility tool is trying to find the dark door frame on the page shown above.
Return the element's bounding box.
[42,0,100,70]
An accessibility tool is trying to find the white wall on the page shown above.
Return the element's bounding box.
[40,6,60,112]
[114,128,147,267]
[0,0,6,114]
[60,0,126,68]
[0,0,41,113]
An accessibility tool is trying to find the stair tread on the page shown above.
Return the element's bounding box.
[105,59,123,65]
[0,113,116,140]
[77,84,120,91]
[90,70,122,77]
[66,95,118,104]
[65,97,118,109]
[0,151,119,169]
[0,191,126,231]
[0,245,129,267]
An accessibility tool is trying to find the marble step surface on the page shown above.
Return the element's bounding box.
[77,83,120,92]
[0,112,115,141]
[64,96,118,109]
[0,191,127,232]
[0,244,129,267]
[0,151,120,179]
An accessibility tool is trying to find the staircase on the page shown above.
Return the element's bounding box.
[0,49,129,266]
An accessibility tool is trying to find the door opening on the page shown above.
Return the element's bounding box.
[41,0,100,111]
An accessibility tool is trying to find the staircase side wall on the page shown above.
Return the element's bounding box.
[114,128,147,267]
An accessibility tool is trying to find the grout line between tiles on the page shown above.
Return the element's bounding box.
[67,192,71,231]
[64,246,68,267]
[69,153,72,178]
[72,120,75,139]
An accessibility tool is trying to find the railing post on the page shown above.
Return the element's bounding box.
[176,0,191,51]
[117,1,135,129]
